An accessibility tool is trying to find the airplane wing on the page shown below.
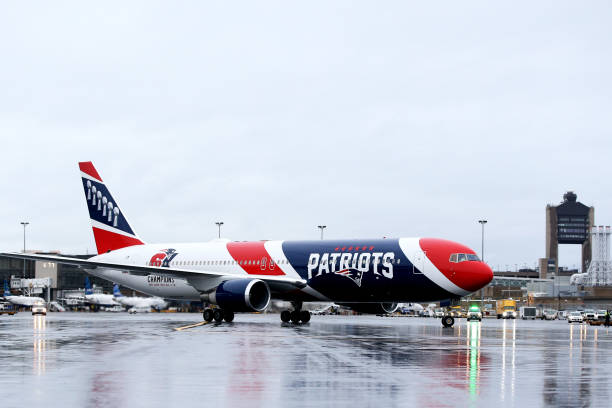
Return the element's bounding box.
[0,252,307,292]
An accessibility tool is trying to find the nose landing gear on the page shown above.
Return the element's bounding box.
[442,315,455,328]
[281,302,310,324]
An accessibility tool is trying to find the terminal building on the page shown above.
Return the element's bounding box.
[0,252,112,299]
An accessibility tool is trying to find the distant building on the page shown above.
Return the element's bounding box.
[539,191,594,279]
[0,252,112,299]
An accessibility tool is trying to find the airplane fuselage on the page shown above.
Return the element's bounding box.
[86,237,492,304]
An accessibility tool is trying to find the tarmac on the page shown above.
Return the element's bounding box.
[1,313,611,407]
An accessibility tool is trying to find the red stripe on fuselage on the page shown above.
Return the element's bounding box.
[419,238,493,292]
[92,227,144,254]
[79,161,103,182]
[226,242,285,276]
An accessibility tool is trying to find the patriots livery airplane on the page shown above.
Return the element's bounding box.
[2,162,493,327]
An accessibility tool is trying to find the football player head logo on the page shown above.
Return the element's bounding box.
[334,269,364,287]
[149,248,178,268]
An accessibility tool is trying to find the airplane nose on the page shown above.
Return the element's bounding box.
[469,262,494,292]
[419,238,494,293]
[446,260,493,292]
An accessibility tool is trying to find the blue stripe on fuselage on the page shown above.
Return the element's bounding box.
[281,239,453,302]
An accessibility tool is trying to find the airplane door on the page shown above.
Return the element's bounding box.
[413,251,425,274]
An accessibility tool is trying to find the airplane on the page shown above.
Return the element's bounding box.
[1,161,493,327]
[113,284,168,311]
[3,280,46,307]
[83,277,119,310]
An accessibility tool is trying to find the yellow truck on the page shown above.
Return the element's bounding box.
[496,299,517,319]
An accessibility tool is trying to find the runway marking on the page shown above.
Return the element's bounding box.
[174,321,207,331]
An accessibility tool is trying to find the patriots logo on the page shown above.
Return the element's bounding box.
[334,269,364,287]
[149,249,178,268]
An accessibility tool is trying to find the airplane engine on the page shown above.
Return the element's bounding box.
[205,279,271,313]
[338,302,399,315]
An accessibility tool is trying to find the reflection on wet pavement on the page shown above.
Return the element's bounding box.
[1,314,612,407]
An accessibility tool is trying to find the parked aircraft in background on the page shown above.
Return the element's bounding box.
[113,284,167,311]
[1,162,493,327]
[3,280,46,307]
[83,277,119,309]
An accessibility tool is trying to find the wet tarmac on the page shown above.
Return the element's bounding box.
[1,313,611,408]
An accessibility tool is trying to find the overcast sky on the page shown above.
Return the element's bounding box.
[1,1,611,271]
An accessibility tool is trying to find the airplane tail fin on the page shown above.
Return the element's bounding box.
[113,284,122,298]
[79,162,144,254]
[3,280,11,297]
[84,277,94,296]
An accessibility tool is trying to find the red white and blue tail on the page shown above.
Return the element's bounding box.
[79,161,144,254]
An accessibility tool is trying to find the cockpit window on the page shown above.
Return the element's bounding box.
[450,253,480,263]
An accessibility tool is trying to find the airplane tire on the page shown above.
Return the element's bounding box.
[300,310,311,323]
[290,311,301,324]
[442,316,454,328]
[224,310,235,322]
[203,309,214,322]
[280,310,291,323]
[213,309,224,323]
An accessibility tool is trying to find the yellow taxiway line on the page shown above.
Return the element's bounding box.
[174,321,208,331]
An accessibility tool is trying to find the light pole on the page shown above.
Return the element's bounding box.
[20,221,29,277]
[215,221,224,239]
[317,225,326,240]
[478,220,487,306]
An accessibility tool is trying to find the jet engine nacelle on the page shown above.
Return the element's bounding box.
[204,279,271,312]
[338,302,399,315]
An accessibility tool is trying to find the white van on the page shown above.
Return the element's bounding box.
[520,306,538,320]
[31,301,47,316]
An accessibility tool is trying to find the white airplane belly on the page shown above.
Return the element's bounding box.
[86,268,201,301]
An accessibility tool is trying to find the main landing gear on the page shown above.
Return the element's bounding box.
[203,308,234,323]
[280,302,311,324]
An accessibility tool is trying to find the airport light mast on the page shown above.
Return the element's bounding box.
[215,221,224,239]
[20,221,29,277]
[318,225,326,240]
[478,219,487,306]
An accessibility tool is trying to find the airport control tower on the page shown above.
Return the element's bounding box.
[539,191,594,279]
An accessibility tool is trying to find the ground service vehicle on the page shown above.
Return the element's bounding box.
[497,299,517,319]
[542,309,557,320]
[568,311,584,323]
[583,309,597,321]
[2,162,493,328]
[31,302,47,316]
[520,306,537,320]
[467,305,482,321]
[0,302,16,316]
